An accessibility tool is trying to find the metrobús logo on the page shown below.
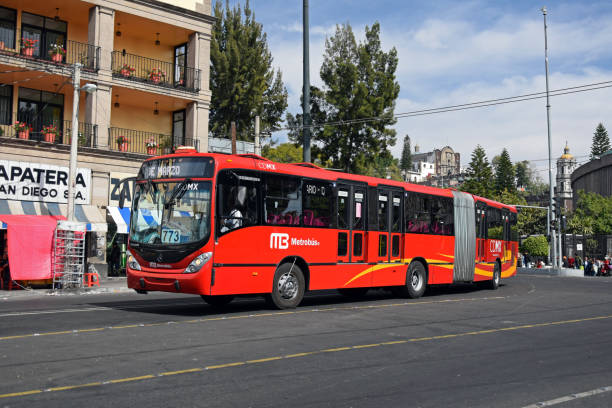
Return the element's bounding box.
[489,240,502,253]
[270,233,320,249]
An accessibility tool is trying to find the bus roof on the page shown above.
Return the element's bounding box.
[144,151,522,208]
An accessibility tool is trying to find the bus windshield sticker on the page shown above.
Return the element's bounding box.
[356,202,362,217]
[379,195,387,202]
[161,228,181,244]
[393,197,401,205]
[355,193,363,200]
[338,190,348,197]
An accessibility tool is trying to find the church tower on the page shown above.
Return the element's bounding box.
[556,142,576,211]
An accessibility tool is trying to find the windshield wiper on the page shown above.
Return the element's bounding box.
[164,178,191,207]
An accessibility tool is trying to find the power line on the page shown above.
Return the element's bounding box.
[273,79,612,133]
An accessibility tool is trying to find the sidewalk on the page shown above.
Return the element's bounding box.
[517,266,600,277]
[0,277,132,299]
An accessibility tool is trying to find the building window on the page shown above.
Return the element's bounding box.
[21,12,67,60]
[0,83,12,125]
[18,87,64,141]
[174,44,187,86]
[172,110,185,146]
[0,6,16,49]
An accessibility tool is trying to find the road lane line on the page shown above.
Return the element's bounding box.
[0,296,507,341]
[522,385,612,407]
[1,313,611,401]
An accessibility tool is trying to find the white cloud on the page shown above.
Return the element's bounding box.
[267,4,612,174]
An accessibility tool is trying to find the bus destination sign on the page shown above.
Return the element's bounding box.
[139,157,215,180]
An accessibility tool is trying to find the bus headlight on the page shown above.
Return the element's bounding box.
[184,252,212,274]
[126,250,141,271]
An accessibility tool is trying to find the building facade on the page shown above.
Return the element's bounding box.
[0,0,213,275]
[571,149,612,202]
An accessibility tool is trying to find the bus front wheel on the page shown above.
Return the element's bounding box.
[267,262,305,309]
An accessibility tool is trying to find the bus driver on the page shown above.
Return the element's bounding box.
[221,186,246,233]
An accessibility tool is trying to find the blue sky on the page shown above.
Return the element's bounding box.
[226,0,612,175]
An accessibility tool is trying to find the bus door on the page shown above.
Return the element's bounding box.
[502,209,510,263]
[372,187,403,286]
[375,189,390,264]
[336,183,366,264]
[476,204,486,264]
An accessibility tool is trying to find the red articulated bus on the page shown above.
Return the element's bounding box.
[124,148,518,309]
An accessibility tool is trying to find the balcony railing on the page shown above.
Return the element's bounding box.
[111,51,200,92]
[109,126,199,155]
[0,113,97,147]
[0,38,99,71]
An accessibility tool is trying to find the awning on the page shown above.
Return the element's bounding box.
[108,206,132,234]
[0,200,107,232]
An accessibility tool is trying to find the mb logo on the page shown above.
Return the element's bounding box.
[270,233,289,249]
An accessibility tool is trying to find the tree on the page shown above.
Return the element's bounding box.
[493,189,546,237]
[365,153,402,181]
[461,145,494,198]
[494,148,515,194]
[400,135,412,174]
[567,190,612,235]
[261,142,303,163]
[591,123,610,159]
[514,160,530,189]
[288,22,400,173]
[210,0,288,140]
[520,235,549,257]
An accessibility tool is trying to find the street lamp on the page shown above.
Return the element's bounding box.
[541,7,557,268]
[67,63,97,221]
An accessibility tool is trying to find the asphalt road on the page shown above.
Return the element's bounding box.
[1,274,611,408]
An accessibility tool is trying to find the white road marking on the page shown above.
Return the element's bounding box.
[522,385,612,407]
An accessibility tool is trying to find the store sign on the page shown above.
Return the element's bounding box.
[109,172,136,207]
[0,160,91,204]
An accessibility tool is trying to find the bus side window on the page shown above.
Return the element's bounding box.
[265,175,302,226]
[217,171,261,235]
[487,207,502,239]
[303,180,333,227]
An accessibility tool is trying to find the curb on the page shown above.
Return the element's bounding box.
[0,279,132,299]
[516,267,594,278]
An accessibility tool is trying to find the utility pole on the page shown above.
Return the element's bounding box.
[541,7,557,268]
[254,116,261,156]
[67,63,81,221]
[302,0,311,163]
[231,121,237,154]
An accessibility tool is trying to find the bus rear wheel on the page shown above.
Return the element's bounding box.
[394,261,427,299]
[201,295,234,307]
[487,262,501,290]
[268,262,305,309]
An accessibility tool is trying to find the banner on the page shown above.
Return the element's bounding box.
[108,172,137,207]
[0,160,91,204]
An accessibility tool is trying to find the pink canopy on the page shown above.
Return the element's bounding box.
[0,215,65,280]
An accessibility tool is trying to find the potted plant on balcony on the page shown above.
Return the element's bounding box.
[145,138,158,155]
[116,135,129,152]
[147,68,166,84]
[14,121,31,139]
[42,124,60,143]
[48,43,66,63]
[119,64,135,78]
[21,38,37,57]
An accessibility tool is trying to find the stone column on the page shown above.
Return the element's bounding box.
[88,6,115,75]
[86,6,115,148]
[85,83,112,148]
[186,101,210,153]
[188,31,211,93]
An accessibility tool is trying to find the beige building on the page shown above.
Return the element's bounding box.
[0,0,213,275]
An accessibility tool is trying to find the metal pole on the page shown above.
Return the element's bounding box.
[67,63,81,222]
[302,0,311,163]
[254,115,260,156]
[231,121,236,154]
[541,7,557,268]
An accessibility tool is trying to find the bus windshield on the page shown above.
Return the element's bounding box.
[129,181,211,245]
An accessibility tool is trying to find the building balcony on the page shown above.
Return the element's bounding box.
[111,51,200,93]
[108,126,199,155]
[0,38,100,72]
[0,114,97,148]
